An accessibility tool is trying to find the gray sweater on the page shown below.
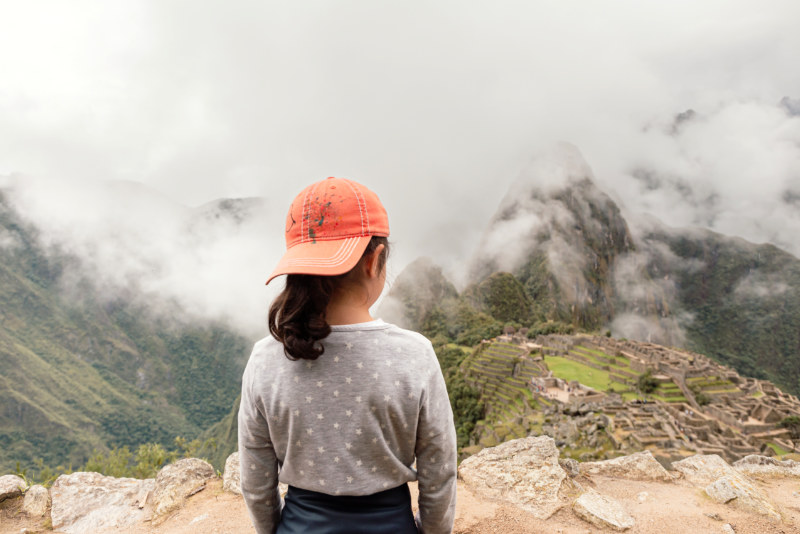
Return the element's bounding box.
[238,319,457,534]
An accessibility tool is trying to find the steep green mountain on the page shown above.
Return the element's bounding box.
[0,189,249,473]
[469,143,635,329]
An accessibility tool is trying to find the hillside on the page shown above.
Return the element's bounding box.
[0,189,249,474]
[456,333,800,465]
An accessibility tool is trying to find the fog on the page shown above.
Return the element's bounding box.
[1,1,799,336]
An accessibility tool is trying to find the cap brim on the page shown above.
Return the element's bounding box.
[266,235,372,285]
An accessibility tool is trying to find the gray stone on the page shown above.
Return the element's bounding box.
[22,484,50,517]
[0,474,26,502]
[50,471,154,533]
[705,474,781,522]
[458,435,567,519]
[580,451,672,481]
[572,488,635,531]
[223,452,241,494]
[733,454,800,477]
[673,454,781,522]
[559,458,580,478]
[150,457,216,521]
[672,454,737,486]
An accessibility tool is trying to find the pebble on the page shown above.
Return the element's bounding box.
[190,513,209,525]
[637,491,649,503]
[705,512,723,521]
[722,524,736,534]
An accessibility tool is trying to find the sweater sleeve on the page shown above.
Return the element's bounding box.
[238,359,281,534]
[414,348,457,534]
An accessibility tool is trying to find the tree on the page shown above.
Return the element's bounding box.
[778,415,800,452]
[636,370,659,396]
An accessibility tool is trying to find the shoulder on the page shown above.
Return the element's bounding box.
[380,322,439,369]
[244,335,284,377]
[381,322,433,350]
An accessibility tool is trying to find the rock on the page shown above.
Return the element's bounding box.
[705,475,781,522]
[722,524,736,534]
[220,453,288,497]
[150,458,216,521]
[572,488,635,531]
[223,452,241,494]
[22,484,50,517]
[672,454,738,486]
[458,435,567,519]
[580,451,672,481]
[50,471,155,533]
[559,458,580,478]
[636,491,648,503]
[673,454,781,522]
[705,512,723,521]
[733,455,800,477]
[0,474,26,501]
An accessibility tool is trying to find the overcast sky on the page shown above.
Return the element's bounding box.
[2,1,799,333]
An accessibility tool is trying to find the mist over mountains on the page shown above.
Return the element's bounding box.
[2,134,799,474]
[383,144,800,397]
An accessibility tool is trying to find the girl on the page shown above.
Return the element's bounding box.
[238,177,457,534]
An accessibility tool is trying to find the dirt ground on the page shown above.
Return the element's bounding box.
[2,475,799,534]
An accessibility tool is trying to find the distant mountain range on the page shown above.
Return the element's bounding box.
[383,144,800,397]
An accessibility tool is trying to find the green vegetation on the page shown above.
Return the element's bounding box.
[778,415,800,452]
[544,356,613,391]
[14,436,218,486]
[637,371,659,395]
[433,344,484,448]
[0,192,247,474]
[766,442,791,456]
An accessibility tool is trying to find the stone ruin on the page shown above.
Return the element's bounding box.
[466,333,800,464]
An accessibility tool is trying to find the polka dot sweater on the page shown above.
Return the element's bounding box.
[238,319,457,534]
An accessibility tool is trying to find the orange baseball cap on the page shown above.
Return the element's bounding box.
[266,177,390,284]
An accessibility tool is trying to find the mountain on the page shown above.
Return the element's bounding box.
[386,144,800,396]
[0,188,250,474]
[469,143,635,329]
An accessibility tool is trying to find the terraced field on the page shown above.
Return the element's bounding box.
[551,344,687,403]
[461,342,548,446]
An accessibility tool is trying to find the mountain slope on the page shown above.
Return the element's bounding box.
[469,143,635,329]
[0,189,249,473]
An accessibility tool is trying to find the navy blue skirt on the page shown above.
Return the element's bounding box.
[276,484,418,534]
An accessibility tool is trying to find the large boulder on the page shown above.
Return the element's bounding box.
[22,484,50,517]
[579,451,672,481]
[458,435,567,519]
[573,488,635,531]
[0,474,26,501]
[150,458,216,521]
[223,452,241,494]
[733,455,800,478]
[704,475,781,522]
[50,472,154,533]
[672,454,781,522]
[672,454,739,486]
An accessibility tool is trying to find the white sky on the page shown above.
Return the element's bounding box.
[1,1,799,333]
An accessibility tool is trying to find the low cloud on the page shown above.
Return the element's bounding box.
[7,176,281,337]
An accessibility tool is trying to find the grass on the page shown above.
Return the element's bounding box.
[766,442,791,456]
[545,356,614,391]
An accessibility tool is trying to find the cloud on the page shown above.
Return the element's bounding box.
[1,0,799,324]
[7,176,281,337]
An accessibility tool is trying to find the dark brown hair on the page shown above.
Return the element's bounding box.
[268,236,389,361]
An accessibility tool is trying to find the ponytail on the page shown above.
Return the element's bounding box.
[268,236,389,361]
